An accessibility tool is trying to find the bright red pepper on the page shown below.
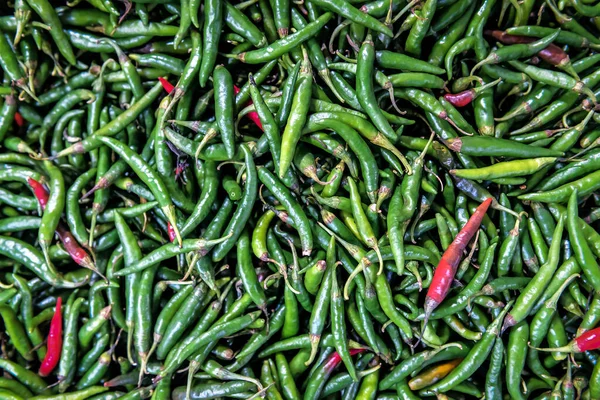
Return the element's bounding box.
[39,297,63,376]
[56,225,96,271]
[443,78,501,108]
[158,77,175,94]
[14,111,24,127]
[27,177,49,209]
[575,328,600,352]
[424,198,493,318]
[167,222,177,243]
[443,91,474,108]
[234,85,263,131]
[536,327,600,353]
[28,179,96,271]
[323,348,365,373]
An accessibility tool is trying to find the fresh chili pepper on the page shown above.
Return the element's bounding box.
[486,30,579,78]
[423,197,492,324]
[228,13,333,63]
[235,84,262,131]
[535,326,600,353]
[443,78,501,107]
[503,215,565,331]
[158,77,175,94]
[473,31,560,73]
[3,0,600,396]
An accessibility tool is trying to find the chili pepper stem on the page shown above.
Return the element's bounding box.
[272,259,299,294]
[145,340,158,369]
[344,261,365,300]
[529,342,580,353]
[164,91,184,122]
[443,114,473,136]
[88,209,99,249]
[329,22,351,54]
[471,58,493,76]
[80,179,105,201]
[186,361,199,400]
[316,221,363,300]
[247,384,272,400]
[372,134,412,174]
[416,296,438,349]
[374,244,384,275]
[575,82,597,104]
[545,274,580,310]
[305,168,338,186]
[493,200,524,220]
[40,243,53,273]
[138,354,148,387]
[560,62,580,80]
[15,79,39,102]
[180,252,200,282]
[318,69,346,104]
[194,127,218,165]
[388,87,406,115]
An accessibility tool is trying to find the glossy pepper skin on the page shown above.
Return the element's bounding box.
[39,297,62,377]
[4,0,600,397]
[535,327,600,353]
[424,198,493,318]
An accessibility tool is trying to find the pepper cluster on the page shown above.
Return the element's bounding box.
[1,0,600,399]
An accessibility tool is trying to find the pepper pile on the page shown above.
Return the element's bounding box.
[1,0,600,399]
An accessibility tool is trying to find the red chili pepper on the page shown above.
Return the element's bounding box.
[535,326,600,353]
[158,77,175,94]
[28,179,95,270]
[167,222,177,243]
[574,328,600,352]
[14,111,24,127]
[39,296,63,377]
[348,348,364,356]
[324,348,365,373]
[443,91,474,108]
[443,78,502,108]
[234,85,263,131]
[27,178,50,209]
[424,198,493,319]
[56,225,95,270]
